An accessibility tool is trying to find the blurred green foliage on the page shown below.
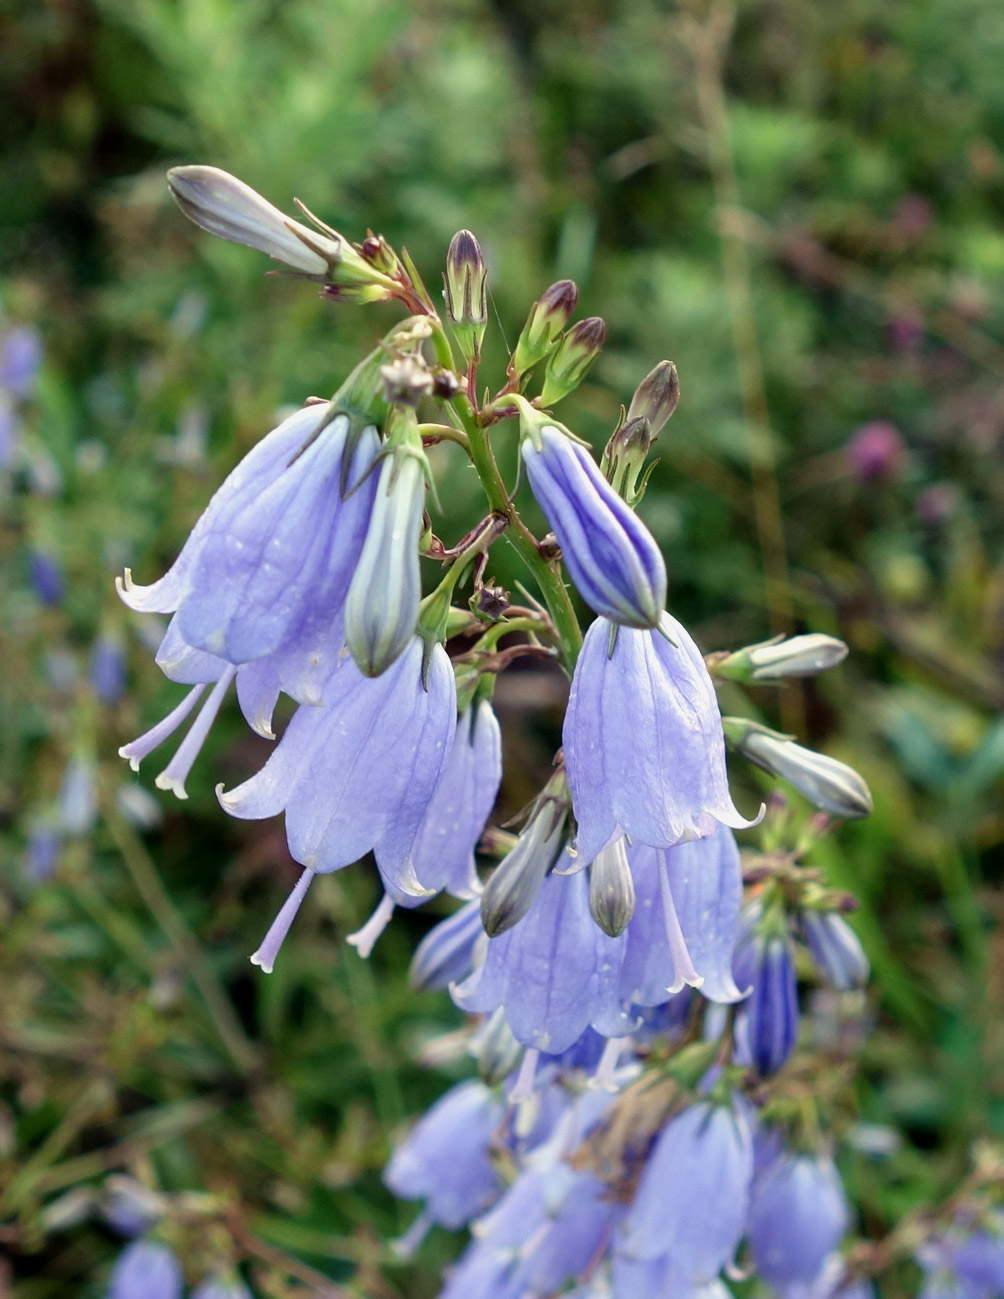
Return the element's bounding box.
[3,0,1004,1294]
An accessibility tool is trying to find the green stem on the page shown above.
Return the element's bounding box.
[104,801,259,1077]
[433,382,581,670]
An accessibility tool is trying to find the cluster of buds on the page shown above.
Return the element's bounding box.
[115,165,883,1298]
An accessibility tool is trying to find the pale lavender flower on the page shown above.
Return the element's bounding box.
[564,615,758,866]
[384,1079,504,1242]
[220,639,456,970]
[107,1240,183,1299]
[23,822,61,882]
[618,828,744,1007]
[801,911,869,991]
[510,1170,617,1296]
[522,425,666,628]
[406,698,501,897]
[748,1154,849,1288]
[117,404,379,664]
[619,1099,753,1282]
[437,1245,522,1299]
[454,866,631,1056]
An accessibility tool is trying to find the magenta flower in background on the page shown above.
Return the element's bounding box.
[844,420,905,483]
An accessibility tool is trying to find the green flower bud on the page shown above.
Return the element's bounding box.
[588,837,636,936]
[480,792,567,937]
[626,360,680,436]
[538,316,606,406]
[511,280,579,376]
[715,634,849,684]
[443,230,488,365]
[723,718,873,819]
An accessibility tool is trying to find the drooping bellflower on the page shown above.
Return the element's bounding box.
[734,927,800,1077]
[564,614,758,866]
[747,1153,850,1290]
[219,638,456,970]
[118,403,379,664]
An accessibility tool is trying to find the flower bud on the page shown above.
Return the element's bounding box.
[410,899,486,991]
[443,230,488,365]
[626,360,681,435]
[538,317,606,406]
[511,280,578,375]
[344,448,427,677]
[167,165,342,275]
[588,837,636,936]
[734,931,799,1076]
[521,419,666,627]
[479,797,567,937]
[716,634,848,684]
[723,719,873,819]
[167,166,396,296]
[474,1006,524,1085]
[801,909,869,991]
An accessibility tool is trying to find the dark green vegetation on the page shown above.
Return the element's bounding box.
[2,0,1004,1293]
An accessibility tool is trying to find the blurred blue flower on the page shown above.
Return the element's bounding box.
[385,1078,504,1244]
[107,1240,183,1299]
[409,899,485,992]
[748,1153,849,1289]
[30,549,64,606]
[734,929,800,1077]
[91,633,127,704]
[58,755,98,836]
[0,324,43,399]
[801,910,869,992]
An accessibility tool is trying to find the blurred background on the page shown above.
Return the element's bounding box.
[3,0,1004,1293]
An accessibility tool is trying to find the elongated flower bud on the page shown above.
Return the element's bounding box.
[588,837,635,936]
[474,1006,524,1085]
[479,799,567,937]
[167,166,342,275]
[735,931,799,1076]
[511,280,578,375]
[539,317,606,406]
[723,719,873,819]
[444,230,488,366]
[716,634,848,684]
[521,422,666,627]
[344,451,426,677]
[409,899,485,991]
[801,909,869,991]
[626,360,681,435]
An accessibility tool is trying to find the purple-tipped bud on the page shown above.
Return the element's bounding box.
[716,634,849,684]
[344,450,426,677]
[167,165,343,276]
[801,910,869,991]
[588,837,636,936]
[748,1154,850,1287]
[107,1240,183,1299]
[521,424,667,628]
[512,280,579,374]
[384,1079,504,1230]
[724,719,873,820]
[444,230,488,365]
[480,793,567,937]
[410,899,485,991]
[539,317,606,405]
[735,931,800,1076]
[626,360,680,435]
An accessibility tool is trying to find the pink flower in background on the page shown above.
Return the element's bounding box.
[845,420,906,483]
